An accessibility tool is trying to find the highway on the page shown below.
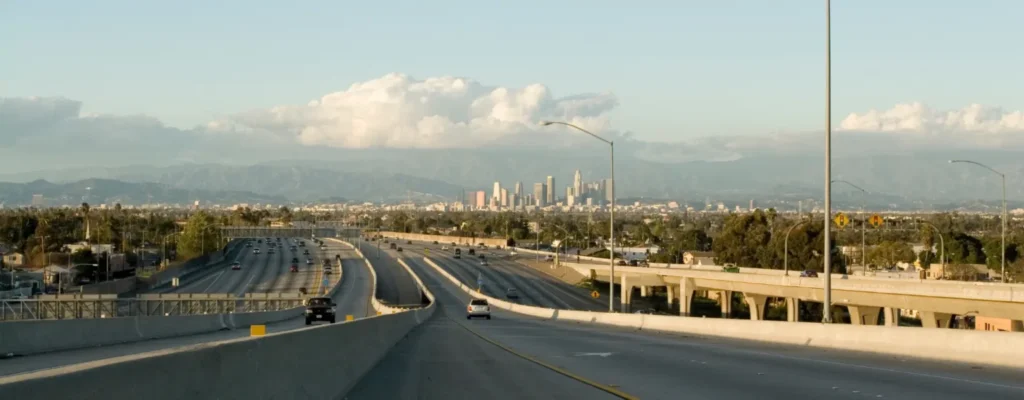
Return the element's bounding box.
[165,238,327,295]
[0,243,372,378]
[351,253,1024,399]
[398,241,604,311]
[351,239,424,306]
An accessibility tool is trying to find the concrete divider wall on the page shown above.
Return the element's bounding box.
[375,231,508,248]
[328,238,407,315]
[421,257,1024,369]
[1,244,439,399]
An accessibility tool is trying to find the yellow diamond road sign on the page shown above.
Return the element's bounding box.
[869,214,883,228]
[591,290,600,299]
[833,212,850,228]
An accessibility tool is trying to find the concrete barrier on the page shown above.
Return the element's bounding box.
[326,238,420,316]
[422,257,1024,369]
[0,245,439,399]
[0,306,303,357]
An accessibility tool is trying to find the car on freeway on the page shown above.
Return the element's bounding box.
[335,254,342,261]
[299,241,305,247]
[396,247,403,252]
[253,248,261,255]
[290,264,299,273]
[407,240,412,245]
[723,265,741,273]
[454,248,462,259]
[231,261,241,270]
[468,249,476,256]
[246,242,252,248]
[324,264,333,275]
[292,257,300,263]
[432,241,438,245]
[480,259,488,266]
[442,245,449,251]
[389,242,397,249]
[268,248,275,254]
[466,298,491,320]
[320,245,327,250]
[303,249,310,255]
[306,258,314,265]
[544,255,554,261]
[800,270,819,278]
[305,297,336,325]
[505,288,519,299]
[451,242,456,246]
[257,239,263,244]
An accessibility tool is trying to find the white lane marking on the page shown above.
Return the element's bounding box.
[203,271,227,293]
[238,274,257,296]
[574,352,613,357]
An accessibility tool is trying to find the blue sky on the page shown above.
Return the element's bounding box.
[2,0,1022,143]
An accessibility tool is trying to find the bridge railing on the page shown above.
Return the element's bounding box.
[0,293,305,321]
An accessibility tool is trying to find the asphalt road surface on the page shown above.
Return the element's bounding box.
[166,238,328,295]
[350,254,1024,400]
[0,247,372,378]
[350,239,423,306]
[401,242,604,311]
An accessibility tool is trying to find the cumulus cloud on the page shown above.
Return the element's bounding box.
[211,73,619,149]
[838,102,1024,136]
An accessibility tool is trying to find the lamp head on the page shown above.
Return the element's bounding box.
[539,121,554,126]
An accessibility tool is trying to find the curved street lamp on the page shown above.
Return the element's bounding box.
[784,219,811,276]
[949,159,1007,282]
[541,121,617,312]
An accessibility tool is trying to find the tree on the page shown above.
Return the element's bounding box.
[866,241,916,268]
[176,212,221,259]
[982,236,1020,271]
[946,232,985,264]
[918,250,937,269]
[712,210,772,268]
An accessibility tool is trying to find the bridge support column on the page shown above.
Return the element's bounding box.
[786,297,799,322]
[847,305,882,325]
[882,307,898,326]
[640,286,648,298]
[679,278,695,316]
[743,293,768,321]
[620,275,632,313]
[666,286,675,310]
[920,311,952,328]
[720,290,733,318]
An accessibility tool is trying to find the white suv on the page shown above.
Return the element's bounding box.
[466,299,491,320]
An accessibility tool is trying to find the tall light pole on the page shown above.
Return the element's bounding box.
[541,120,617,312]
[823,0,834,323]
[832,180,869,269]
[784,219,811,276]
[918,221,946,277]
[950,159,1007,282]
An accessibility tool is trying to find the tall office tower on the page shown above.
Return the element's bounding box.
[566,186,573,202]
[603,178,614,203]
[573,169,583,199]
[749,199,755,211]
[509,193,518,209]
[500,188,509,207]
[514,181,522,197]
[475,191,486,209]
[598,180,606,205]
[492,182,501,204]
[534,183,546,207]
[546,176,555,204]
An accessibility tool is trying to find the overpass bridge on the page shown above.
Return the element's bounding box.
[564,261,1024,330]
[219,226,363,239]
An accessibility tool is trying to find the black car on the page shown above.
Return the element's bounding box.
[305,297,336,325]
[397,247,403,252]
[390,243,397,249]
[468,249,476,256]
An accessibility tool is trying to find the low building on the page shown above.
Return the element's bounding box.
[975,316,1024,332]
[2,252,25,267]
[683,251,715,266]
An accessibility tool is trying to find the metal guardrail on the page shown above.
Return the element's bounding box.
[0,293,306,321]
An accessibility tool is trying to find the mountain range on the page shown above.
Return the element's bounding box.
[0,148,1021,209]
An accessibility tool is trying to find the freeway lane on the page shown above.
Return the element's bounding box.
[380,256,1024,400]
[0,249,372,379]
[401,242,604,311]
[350,239,422,306]
[347,258,620,399]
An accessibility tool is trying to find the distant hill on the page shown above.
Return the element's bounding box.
[0,147,1021,209]
[0,178,286,206]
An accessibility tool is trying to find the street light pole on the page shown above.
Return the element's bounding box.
[541,120,617,313]
[950,159,1007,282]
[918,221,945,277]
[832,180,869,269]
[822,0,834,323]
[784,219,811,276]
